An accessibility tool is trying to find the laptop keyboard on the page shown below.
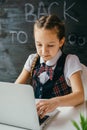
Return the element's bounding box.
[39,115,49,125]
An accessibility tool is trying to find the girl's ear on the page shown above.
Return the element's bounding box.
[59,37,65,48]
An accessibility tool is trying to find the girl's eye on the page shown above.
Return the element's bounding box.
[48,45,54,47]
[37,44,42,47]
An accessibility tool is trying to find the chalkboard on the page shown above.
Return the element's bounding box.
[0,0,87,82]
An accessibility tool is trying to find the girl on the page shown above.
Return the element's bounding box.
[15,15,84,118]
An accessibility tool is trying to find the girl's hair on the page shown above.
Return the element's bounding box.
[34,14,65,40]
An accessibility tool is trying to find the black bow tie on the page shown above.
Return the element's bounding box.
[39,63,54,80]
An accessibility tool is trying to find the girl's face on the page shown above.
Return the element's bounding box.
[34,28,65,62]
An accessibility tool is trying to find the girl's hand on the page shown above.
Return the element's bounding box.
[36,98,58,118]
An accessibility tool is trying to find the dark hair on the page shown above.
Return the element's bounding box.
[34,15,65,40]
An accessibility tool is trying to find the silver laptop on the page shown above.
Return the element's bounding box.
[0,82,59,130]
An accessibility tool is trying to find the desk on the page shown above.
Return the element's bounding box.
[45,101,87,130]
[0,101,86,130]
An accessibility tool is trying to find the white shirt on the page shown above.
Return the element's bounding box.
[24,50,82,86]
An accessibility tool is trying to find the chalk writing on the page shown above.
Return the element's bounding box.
[10,31,28,44]
[38,1,48,18]
[68,33,86,46]
[68,33,77,45]
[78,36,86,46]
[1,1,86,45]
[25,3,37,22]
[64,1,79,22]
[25,1,79,22]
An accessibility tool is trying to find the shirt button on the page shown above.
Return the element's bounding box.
[39,95,42,98]
[40,87,42,91]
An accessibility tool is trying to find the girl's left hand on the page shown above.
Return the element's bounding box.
[36,98,58,118]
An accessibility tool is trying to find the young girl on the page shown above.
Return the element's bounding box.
[15,15,84,118]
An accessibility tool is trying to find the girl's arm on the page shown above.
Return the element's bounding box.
[57,70,84,106]
[36,71,84,118]
[15,68,30,84]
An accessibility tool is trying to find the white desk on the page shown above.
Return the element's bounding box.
[45,101,87,130]
[0,101,86,130]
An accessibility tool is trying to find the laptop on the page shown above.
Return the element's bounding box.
[0,82,59,130]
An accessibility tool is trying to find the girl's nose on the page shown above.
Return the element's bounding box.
[42,46,48,54]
